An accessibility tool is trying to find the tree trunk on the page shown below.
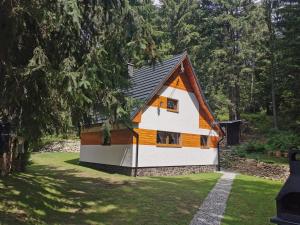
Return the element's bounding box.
[264,0,278,129]
[1,152,7,176]
[271,70,278,129]
[235,77,240,120]
[229,84,235,120]
[228,81,240,120]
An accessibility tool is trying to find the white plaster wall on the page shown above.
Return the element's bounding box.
[139,86,218,136]
[80,144,134,167]
[80,144,217,168]
[132,144,218,167]
[80,86,220,168]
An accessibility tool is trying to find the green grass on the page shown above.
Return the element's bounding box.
[0,152,221,225]
[222,175,283,225]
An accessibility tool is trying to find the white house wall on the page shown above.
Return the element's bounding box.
[132,144,218,167]
[138,86,218,136]
[79,86,219,168]
[129,85,219,168]
[80,144,134,167]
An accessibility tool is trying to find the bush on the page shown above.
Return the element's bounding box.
[241,112,273,134]
[247,142,266,153]
[266,130,300,152]
[236,141,266,154]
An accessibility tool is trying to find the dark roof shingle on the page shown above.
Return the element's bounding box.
[127,52,186,102]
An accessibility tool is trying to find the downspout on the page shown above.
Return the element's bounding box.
[126,125,139,177]
[217,134,224,172]
[212,121,224,172]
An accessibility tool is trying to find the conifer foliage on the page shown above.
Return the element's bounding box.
[0,0,299,174]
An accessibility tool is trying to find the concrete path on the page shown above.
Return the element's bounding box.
[189,172,237,225]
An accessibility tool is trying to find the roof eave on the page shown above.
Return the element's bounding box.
[185,55,225,136]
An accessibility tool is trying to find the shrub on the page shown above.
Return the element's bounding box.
[266,130,300,152]
[232,146,247,158]
[241,112,273,134]
[243,141,266,154]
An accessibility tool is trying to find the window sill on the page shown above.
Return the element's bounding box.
[167,108,179,113]
[156,144,182,148]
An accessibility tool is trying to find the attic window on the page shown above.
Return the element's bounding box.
[167,98,178,112]
[200,135,209,148]
[157,131,181,147]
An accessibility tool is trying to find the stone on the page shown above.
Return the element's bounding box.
[39,140,80,153]
[220,150,289,181]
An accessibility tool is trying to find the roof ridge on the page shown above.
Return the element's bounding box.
[133,51,187,73]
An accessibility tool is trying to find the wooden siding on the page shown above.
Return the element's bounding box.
[81,129,133,145]
[133,128,218,148]
[81,128,218,148]
[199,111,211,129]
[182,133,200,147]
[81,132,102,145]
[208,136,219,148]
[132,111,142,123]
[133,128,157,145]
[147,95,167,109]
[165,70,194,92]
[111,129,133,145]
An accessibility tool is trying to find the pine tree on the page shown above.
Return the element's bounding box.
[0,0,157,142]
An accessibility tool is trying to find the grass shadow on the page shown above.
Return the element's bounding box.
[0,153,221,225]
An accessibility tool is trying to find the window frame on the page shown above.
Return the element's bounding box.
[166,98,179,113]
[156,131,182,148]
[200,135,209,149]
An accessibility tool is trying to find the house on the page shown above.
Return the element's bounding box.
[79,52,224,176]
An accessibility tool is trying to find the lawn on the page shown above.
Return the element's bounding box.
[0,152,221,225]
[222,175,283,225]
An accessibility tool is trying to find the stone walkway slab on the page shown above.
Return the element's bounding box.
[189,172,236,225]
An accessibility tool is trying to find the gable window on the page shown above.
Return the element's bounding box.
[167,98,179,112]
[200,135,209,148]
[157,131,181,147]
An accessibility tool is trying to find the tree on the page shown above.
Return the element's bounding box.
[262,0,279,129]
[197,0,267,120]
[0,0,157,173]
[274,0,300,130]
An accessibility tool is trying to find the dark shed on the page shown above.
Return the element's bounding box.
[219,120,242,146]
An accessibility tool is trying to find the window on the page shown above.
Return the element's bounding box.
[157,131,181,147]
[167,98,178,112]
[200,135,209,148]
